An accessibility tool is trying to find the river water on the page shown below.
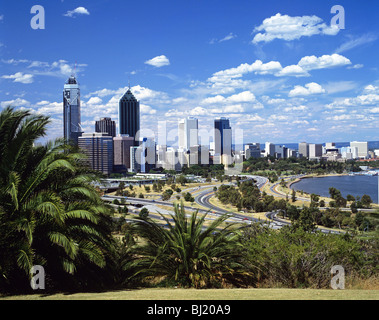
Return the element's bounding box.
[291,175,379,203]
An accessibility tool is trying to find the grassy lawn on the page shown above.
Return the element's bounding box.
[2,288,378,300]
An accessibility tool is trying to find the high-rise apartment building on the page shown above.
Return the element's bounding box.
[78,133,113,175]
[63,75,82,146]
[119,88,140,143]
[95,117,116,137]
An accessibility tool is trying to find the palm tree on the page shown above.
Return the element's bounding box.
[129,202,252,288]
[0,107,114,292]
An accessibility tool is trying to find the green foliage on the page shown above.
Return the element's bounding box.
[243,156,362,176]
[184,192,195,203]
[0,107,115,293]
[242,225,375,288]
[139,207,149,219]
[128,203,252,288]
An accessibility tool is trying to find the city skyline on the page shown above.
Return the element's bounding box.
[1,0,379,144]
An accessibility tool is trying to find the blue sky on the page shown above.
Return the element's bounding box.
[1,0,379,145]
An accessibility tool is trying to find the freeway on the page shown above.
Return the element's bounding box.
[101,194,246,225]
[103,174,345,234]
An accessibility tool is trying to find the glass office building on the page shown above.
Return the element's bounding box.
[214,117,232,157]
[63,75,82,146]
[119,88,140,144]
[78,133,114,175]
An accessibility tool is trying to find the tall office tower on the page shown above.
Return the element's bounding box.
[113,135,135,172]
[119,87,140,144]
[78,133,113,175]
[178,117,198,150]
[214,117,232,161]
[63,75,82,146]
[95,117,116,137]
[298,142,309,158]
[309,143,323,159]
[350,141,368,159]
[265,142,275,157]
[130,137,156,173]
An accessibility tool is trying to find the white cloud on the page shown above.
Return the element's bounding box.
[323,81,358,94]
[140,104,157,115]
[298,54,351,71]
[210,32,237,44]
[145,55,170,68]
[335,33,377,54]
[2,58,87,79]
[1,98,30,108]
[1,72,34,84]
[86,97,103,105]
[201,91,256,105]
[276,64,309,77]
[289,82,325,97]
[35,101,61,115]
[207,53,350,89]
[284,105,308,112]
[253,13,339,43]
[347,64,363,69]
[219,32,237,42]
[364,84,379,93]
[64,7,90,18]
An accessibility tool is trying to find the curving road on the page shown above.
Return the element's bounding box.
[104,174,344,234]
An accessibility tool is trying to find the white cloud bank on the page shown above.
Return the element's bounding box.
[253,13,339,43]
[2,72,34,84]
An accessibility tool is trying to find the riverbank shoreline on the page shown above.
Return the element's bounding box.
[289,173,378,206]
[288,173,348,190]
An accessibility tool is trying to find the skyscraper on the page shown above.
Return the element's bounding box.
[119,87,140,143]
[214,117,232,162]
[63,75,82,145]
[113,135,135,172]
[178,117,198,150]
[299,142,309,158]
[95,117,116,137]
[78,133,114,175]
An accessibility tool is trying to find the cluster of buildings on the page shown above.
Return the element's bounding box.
[297,141,374,162]
[63,75,376,176]
[63,75,234,175]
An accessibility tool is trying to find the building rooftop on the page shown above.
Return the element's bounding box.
[120,89,137,102]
